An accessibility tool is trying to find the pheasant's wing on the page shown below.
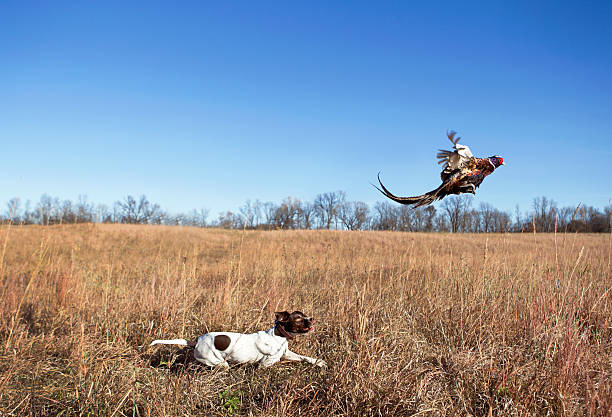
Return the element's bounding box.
[436,130,474,171]
[374,172,463,208]
[446,130,461,145]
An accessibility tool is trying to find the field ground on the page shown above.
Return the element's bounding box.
[0,224,610,416]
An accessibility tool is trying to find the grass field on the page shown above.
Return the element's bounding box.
[0,224,610,416]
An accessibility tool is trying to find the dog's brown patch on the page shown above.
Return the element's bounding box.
[214,335,231,351]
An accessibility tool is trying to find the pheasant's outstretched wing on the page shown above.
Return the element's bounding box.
[374,172,463,208]
[436,130,474,174]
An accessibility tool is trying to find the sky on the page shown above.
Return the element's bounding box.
[1,1,611,218]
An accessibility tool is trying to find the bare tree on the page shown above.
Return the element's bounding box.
[192,208,209,227]
[252,200,263,227]
[462,209,479,233]
[138,195,161,224]
[412,207,426,231]
[273,197,301,229]
[117,196,138,223]
[76,195,94,223]
[396,206,413,231]
[95,204,110,223]
[339,201,370,230]
[581,206,609,232]
[492,210,511,232]
[532,196,557,232]
[216,211,242,229]
[513,205,523,232]
[59,199,76,223]
[441,196,472,233]
[23,200,36,224]
[423,206,437,232]
[37,194,58,225]
[554,206,573,231]
[315,191,346,229]
[262,202,278,229]
[479,202,495,233]
[373,202,398,230]
[434,212,449,232]
[300,202,316,229]
[239,199,260,229]
[5,197,21,222]
[116,195,161,224]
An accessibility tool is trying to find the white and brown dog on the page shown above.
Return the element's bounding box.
[150,311,326,368]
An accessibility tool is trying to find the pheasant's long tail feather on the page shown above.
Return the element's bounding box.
[374,173,445,208]
[150,338,190,347]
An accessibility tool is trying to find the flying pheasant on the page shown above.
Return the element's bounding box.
[375,131,504,207]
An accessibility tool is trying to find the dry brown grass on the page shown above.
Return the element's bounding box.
[0,224,610,416]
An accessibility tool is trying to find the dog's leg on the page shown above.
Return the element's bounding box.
[282,349,327,367]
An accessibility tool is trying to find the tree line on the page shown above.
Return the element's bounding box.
[2,192,611,233]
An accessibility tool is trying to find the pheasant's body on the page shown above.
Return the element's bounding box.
[375,131,504,207]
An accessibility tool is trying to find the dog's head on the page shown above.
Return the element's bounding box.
[274,310,315,337]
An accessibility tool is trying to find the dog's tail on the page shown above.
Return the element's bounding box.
[150,338,195,347]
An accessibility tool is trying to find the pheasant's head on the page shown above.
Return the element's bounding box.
[488,156,505,168]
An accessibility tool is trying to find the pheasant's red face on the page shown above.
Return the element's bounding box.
[489,156,504,167]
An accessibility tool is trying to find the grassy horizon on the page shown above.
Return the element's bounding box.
[0,224,610,416]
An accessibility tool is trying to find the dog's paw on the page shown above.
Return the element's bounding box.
[315,359,327,368]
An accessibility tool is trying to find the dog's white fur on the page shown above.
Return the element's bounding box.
[150,327,326,368]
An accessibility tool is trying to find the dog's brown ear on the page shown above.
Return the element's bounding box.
[275,311,290,323]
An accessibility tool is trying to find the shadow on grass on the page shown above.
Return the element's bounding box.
[147,347,263,375]
[147,347,202,374]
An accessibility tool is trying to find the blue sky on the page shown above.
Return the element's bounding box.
[2,1,611,217]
